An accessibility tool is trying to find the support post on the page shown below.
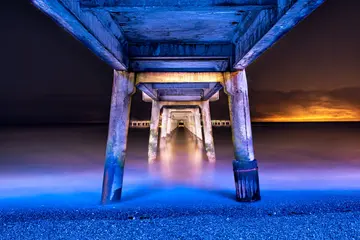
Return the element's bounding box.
[224,70,260,202]
[190,114,196,137]
[101,71,135,204]
[200,100,216,162]
[194,108,203,140]
[171,119,177,132]
[148,100,161,162]
[160,108,168,139]
[160,108,168,149]
[166,112,172,137]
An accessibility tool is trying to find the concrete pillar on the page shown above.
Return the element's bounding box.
[185,115,195,137]
[194,108,203,140]
[166,113,172,137]
[184,118,189,131]
[171,119,177,132]
[190,113,196,136]
[148,100,161,162]
[224,70,260,202]
[160,108,168,139]
[159,108,168,150]
[170,117,175,133]
[200,100,216,162]
[101,71,134,204]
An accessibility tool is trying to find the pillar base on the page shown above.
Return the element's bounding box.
[101,187,122,205]
[233,160,260,202]
[111,187,123,202]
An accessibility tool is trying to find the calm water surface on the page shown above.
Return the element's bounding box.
[0,123,359,200]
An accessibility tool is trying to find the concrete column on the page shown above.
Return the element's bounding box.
[171,119,177,132]
[194,108,203,140]
[160,108,168,139]
[166,113,172,137]
[224,70,260,202]
[184,118,189,131]
[185,115,194,136]
[191,114,197,139]
[159,108,168,150]
[200,100,216,162]
[190,113,196,136]
[101,71,134,204]
[148,100,161,162]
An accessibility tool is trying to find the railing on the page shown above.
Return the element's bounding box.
[211,120,231,127]
[129,120,231,128]
[129,120,150,128]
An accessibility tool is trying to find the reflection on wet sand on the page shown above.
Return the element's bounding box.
[149,128,214,185]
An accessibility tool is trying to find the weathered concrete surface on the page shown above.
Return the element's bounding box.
[136,72,225,83]
[156,102,216,160]
[166,110,173,137]
[32,0,128,70]
[31,0,325,204]
[224,71,254,161]
[224,70,260,202]
[82,1,276,43]
[136,73,226,101]
[33,0,325,71]
[81,0,277,9]
[101,71,134,204]
[130,58,230,72]
[200,101,216,162]
[160,108,169,139]
[129,43,232,58]
[194,108,203,141]
[168,109,194,136]
[234,0,325,69]
[156,106,211,158]
[148,101,161,162]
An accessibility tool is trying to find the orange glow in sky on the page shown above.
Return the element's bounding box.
[253,104,360,122]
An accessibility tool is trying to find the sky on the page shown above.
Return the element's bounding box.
[0,0,359,124]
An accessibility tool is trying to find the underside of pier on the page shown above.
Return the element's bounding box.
[32,0,325,204]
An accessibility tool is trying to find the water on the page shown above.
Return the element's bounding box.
[0,123,359,202]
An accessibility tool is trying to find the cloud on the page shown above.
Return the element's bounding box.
[249,87,360,122]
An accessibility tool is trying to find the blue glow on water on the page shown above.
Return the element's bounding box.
[0,125,360,210]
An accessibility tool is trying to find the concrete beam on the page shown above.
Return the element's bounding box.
[142,92,153,102]
[129,43,231,71]
[32,0,128,70]
[129,43,232,58]
[136,72,226,84]
[158,89,203,97]
[160,101,203,108]
[209,91,220,102]
[130,58,229,72]
[139,83,222,101]
[136,83,159,100]
[152,83,210,89]
[160,96,202,101]
[203,83,223,100]
[80,0,277,9]
[233,0,325,69]
[83,6,276,12]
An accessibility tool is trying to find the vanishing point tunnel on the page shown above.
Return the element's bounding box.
[32,0,325,204]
